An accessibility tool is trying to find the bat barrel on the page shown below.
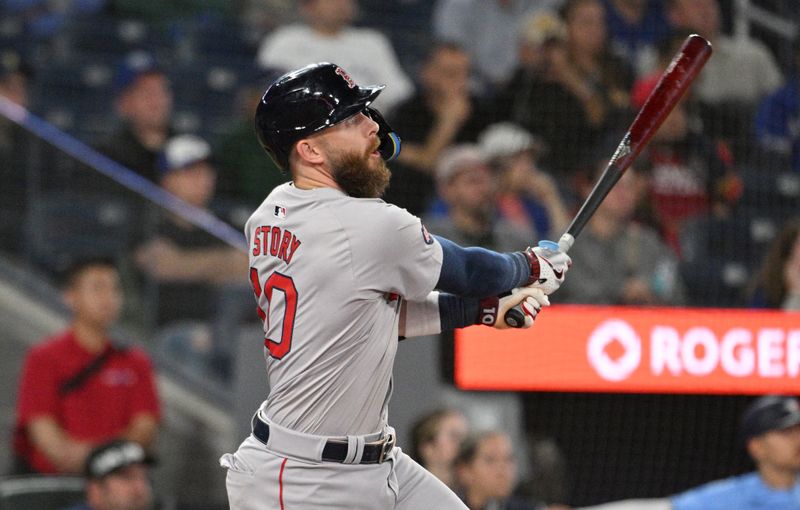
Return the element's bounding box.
[565,34,712,242]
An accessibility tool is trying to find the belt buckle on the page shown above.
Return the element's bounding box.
[378,433,395,463]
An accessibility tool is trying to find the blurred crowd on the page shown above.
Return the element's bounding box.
[1,0,799,323]
[2,1,800,508]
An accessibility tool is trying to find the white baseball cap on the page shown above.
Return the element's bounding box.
[435,144,487,184]
[478,122,546,161]
[158,134,212,174]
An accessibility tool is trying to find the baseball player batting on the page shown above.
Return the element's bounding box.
[219,62,571,510]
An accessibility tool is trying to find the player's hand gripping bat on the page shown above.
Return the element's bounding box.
[505,34,713,327]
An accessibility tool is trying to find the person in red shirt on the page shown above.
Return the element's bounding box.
[13,257,160,474]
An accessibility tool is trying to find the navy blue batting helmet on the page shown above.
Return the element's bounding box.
[254,62,400,172]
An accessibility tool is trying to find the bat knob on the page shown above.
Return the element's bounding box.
[504,306,526,328]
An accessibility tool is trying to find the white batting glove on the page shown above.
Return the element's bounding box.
[524,245,572,295]
[478,287,550,330]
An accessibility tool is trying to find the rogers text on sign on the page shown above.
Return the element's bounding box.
[588,319,800,382]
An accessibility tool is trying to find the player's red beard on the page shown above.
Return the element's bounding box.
[329,142,391,199]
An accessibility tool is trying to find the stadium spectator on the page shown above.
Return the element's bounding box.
[495,5,630,180]
[134,135,249,328]
[630,76,739,253]
[670,395,800,510]
[0,48,33,256]
[13,258,160,475]
[255,0,412,113]
[63,439,155,510]
[754,43,800,173]
[421,145,534,463]
[559,0,633,133]
[747,220,800,310]
[455,430,570,510]
[423,144,534,251]
[410,408,470,490]
[666,0,782,146]
[95,51,173,184]
[600,0,671,77]
[386,43,492,215]
[215,68,289,208]
[432,0,560,92]
[557,161,685,305]
[478,122,570,240]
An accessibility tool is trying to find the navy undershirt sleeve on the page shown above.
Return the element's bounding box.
[438,293,480,331]
[435,235,530,297]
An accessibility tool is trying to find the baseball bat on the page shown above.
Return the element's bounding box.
[504,34,712,328]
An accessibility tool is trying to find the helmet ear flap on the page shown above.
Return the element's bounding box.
[365,107,401,162]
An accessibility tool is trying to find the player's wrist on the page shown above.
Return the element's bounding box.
[477,296,499,326]
[522,248,541,286]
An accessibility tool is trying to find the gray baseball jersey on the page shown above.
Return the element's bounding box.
[244,182,443,437]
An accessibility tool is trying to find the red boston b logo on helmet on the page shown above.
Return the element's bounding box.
[335,67,356,89]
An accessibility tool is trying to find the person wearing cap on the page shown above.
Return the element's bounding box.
[134,135,249,330]
[95,51,173,183]
[478,122,569,242]
[221,62,570,509]
[669,395,800,510]
[13,258,160,475]
[425,144,534,252]
[63,439,155,510]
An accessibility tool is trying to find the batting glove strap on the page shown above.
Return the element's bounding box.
[477,296,500,327]
[523,248,542,286]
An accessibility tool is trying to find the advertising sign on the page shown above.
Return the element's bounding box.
[455,306,800,394]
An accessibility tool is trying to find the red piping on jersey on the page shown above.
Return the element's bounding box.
[279,457,287,509]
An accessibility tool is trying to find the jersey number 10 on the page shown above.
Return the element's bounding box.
[249,268,298,359]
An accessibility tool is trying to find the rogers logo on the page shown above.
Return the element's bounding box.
[587,319,800,382]
[588,320,642,381]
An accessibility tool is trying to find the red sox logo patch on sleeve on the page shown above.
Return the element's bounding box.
[335,67,356,88]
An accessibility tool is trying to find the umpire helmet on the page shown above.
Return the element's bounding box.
[255,62,401,172]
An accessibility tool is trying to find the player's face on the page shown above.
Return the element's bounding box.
[90,465,153,510]
[319,112,390,199]
[458,434,517,501]
[65,266,122,330]
[753,424,800,474]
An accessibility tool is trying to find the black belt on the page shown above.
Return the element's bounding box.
[251,415,395,464]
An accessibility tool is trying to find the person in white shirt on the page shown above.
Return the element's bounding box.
[256,0,413,113]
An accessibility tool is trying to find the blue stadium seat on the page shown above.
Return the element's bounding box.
[0,475,84,510]
[24,192,134,274]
